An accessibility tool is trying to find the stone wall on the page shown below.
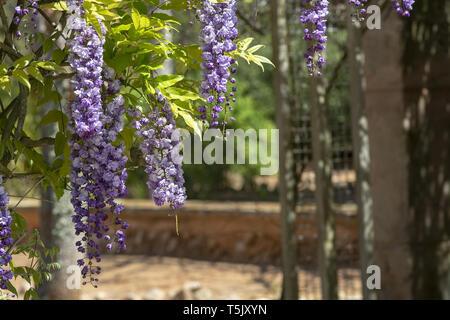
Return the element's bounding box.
[15,199,358,266]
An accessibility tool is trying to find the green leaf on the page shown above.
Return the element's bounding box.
[161,0,189,10]
[37,90,61,106]
[0,63,7,74]
[120,126,135,151]
[248,44,265,54]
[59,144,71,177]
[36,61,64,71]
[131,9,140,29]
[54,132,66,156]
[86,12,103,40]
[238,37,254,51]
[52,49,67,65]
[43,38,53,54]
[106,53,132,74]
[152,12,181,25]
[13,54,34,69]
[185,45,202,61]
[39,110,68,129]
[7,282,18,297]
[154,75,184,90]
[12,69,31,90]
[253,55,275,67]
[27,65,44,84]
[164,87,200,102]
[178,109,203,138]
[143,80,156,95]
[51,158,64,170]
[0,75,11,95]
[40,1,68,10]
[10,210,28,238]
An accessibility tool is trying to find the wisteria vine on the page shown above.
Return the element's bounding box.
[13,0,40,46]
[300,0,415,76]
[66,0,129,286]
[66,0,104,140]
[300,0,329,77]
[0,0,421,294]
[0,176,13,290]
[130,92,187,210]
[391,0,415,17]
[348,0,369,22]
[192,0,239,128]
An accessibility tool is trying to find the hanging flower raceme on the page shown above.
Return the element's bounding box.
[67,1,129,287]
[391,0,415,17]
[300,0,329,77]
[13,0,40,46]
[69,93,129,286]
[194,0,238,128]
[0,176,14,290]
[130,92,187,210]
[66,0,104,140]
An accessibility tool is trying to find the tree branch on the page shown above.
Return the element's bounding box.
[0,172,44,180]
[325,50,348,98]
[20,136,55,148]
[0,42,22,60]
[236,9,265,36]
[324,0,392,98]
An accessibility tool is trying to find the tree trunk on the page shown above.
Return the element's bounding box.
[403,1,450,299]
[39,189,80,299]
[270,0,299,300]
[38,80,81,300]
[363,9,412,300]
[347,8,376,300]
[310,76,338,300]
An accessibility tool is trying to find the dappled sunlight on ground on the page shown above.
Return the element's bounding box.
[9,254,361,300]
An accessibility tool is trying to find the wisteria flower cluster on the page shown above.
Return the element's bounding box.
[13,0,40,46]
[69,95,129,286]
[194,0,239,128]
[66,0,104,140]
[391,0,415,17]
[348,0,369,22]
[300,0,329,77]
[0,176,13,290]
[130,92,187,210]
[67,0,129,286]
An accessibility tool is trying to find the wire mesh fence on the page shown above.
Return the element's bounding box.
[294,101,362,300]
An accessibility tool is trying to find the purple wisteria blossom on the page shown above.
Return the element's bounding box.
[67,1,129,286]
[69,94,129,286]
[300,0,329,77]
[13,0,40,45]
[130,92,187,210]
[195,0,238,128]
[67,0,104,140]
[348,0,369,21]
[391,0,415,17]
[0,176,13,290]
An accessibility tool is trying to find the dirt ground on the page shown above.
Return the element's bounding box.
[10,254,362,300]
